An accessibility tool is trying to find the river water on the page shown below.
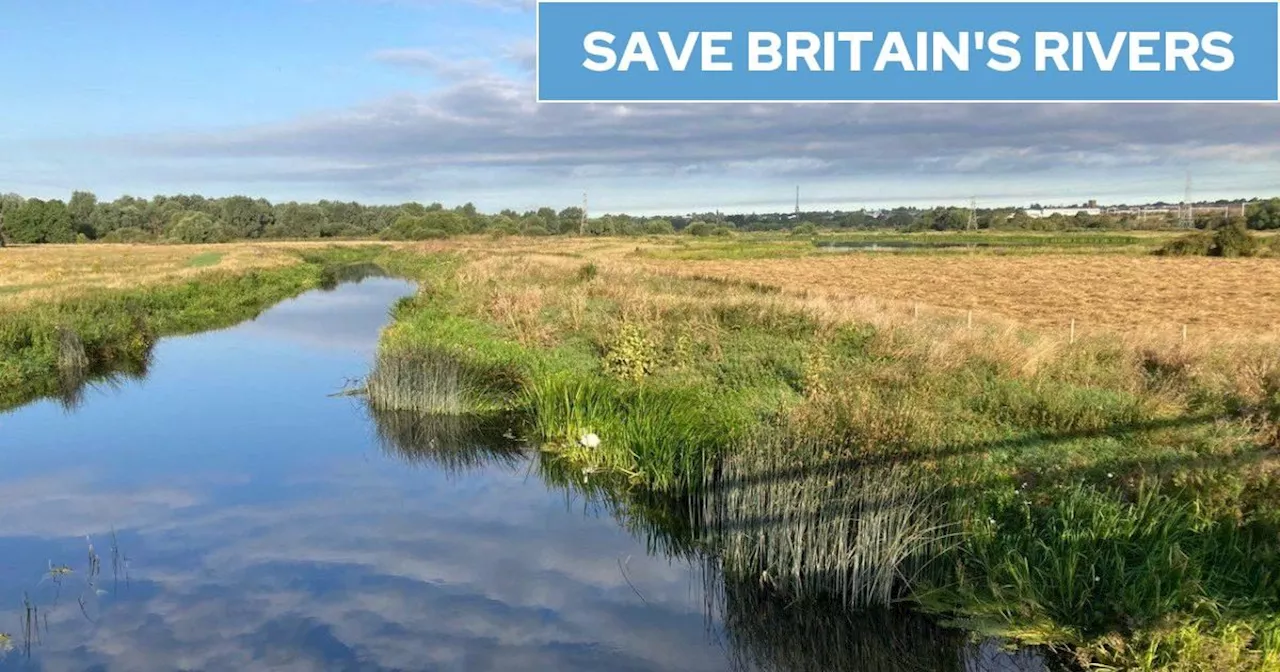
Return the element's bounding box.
[0,277,1052,671]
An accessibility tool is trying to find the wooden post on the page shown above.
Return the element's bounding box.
[967,310,973,330]
[1070,319,1075,344]
[1182,324,1187,344]
[913,302,919,321]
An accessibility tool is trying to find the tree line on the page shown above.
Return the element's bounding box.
[0,191,1277,245]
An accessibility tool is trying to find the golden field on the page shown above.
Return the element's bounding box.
[0,241,374,308]
[3,237,1278,343]
[639,253,1280,339]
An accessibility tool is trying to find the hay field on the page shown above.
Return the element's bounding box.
[0,241,389,308]
[5,237,1278,341]
[624,248,1280,340]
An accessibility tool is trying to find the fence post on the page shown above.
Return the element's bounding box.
[1070,319,1075,344]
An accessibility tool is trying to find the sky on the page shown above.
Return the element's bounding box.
[1,0,1277,215]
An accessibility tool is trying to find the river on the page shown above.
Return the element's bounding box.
[0,277,1053,671]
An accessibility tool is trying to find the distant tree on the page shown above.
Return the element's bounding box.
[685,221,715,236]
[68,191,99,239]
[584,216,615,236]
[383,214,450,240]
[270,203,329,238]
[558,207,584,234]
[6,199,75,244]
[0,193,26,246]
[644,218,675,235]
[223,196,274,238]
[422,210,470,235]
[1247,198,1280,230]
[169,211,230,244]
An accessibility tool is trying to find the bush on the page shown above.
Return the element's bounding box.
[1210,219,1260,257]
[101,227,152,243]
[1156,232,1214,256]
[644,219,675,235]
[685,221,715,237]
[168,212,230,244]
[791,222,819,236]
[710,225,734,237]
[1157,219,1260,258]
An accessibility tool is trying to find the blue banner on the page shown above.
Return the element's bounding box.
[535,1,1280,102]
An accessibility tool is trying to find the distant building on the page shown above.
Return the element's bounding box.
[1025,207,1102,219]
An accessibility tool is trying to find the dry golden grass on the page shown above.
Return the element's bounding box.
[428,235,1280,341]
[624,248,1280,340]
[6,237,1278,343]
[0,241,397,307]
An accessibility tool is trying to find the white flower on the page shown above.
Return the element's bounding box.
[579,433,601,449]
[1107,473,1114,478]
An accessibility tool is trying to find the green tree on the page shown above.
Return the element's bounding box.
[6,199,75,244]
[419,211,469,235]
[0,193,26,246]
[1247,198,1280,230]
[222,196,274,238]
[644,218,675,235]
[68,191,99,239]
[169,211,230,243]
[558,207,584,234]
[270,203,329,238]
[685,220,715,236]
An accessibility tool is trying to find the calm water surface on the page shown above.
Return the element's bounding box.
[0,278,1048,671]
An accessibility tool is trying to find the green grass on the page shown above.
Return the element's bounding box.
[360,248,1280,669]
[638,231,1170,261]
[9,239,1278,668]
[0,246,393,412]
[184,251,225,268]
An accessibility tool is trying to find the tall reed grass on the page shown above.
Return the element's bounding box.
[702,422,951,609]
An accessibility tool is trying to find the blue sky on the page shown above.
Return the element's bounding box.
[1,0,1277,214]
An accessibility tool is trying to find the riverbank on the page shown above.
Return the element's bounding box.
[0,245,398,411]
[366,245,1280,670]
[4,240,1279,669]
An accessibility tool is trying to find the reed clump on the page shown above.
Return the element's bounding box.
[703,420,950,610]
[368,404,524,474]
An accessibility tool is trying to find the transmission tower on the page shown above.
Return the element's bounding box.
[580,191,588,235]
[1178,170,1194,228]
[967,197,977,230]
[795,185,800,217]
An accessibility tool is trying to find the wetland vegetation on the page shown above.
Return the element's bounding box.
[4,234,1280,670]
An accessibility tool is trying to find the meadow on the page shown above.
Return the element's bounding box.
[4,232,1280,670]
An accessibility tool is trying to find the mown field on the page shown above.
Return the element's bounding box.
[4,232,1280,670]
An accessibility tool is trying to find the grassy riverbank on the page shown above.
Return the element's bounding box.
[0,245,393,411]
[365,244,1280,670]
[4,238,1279,668]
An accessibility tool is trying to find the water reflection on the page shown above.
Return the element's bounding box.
[367,407,526,475]
[0,276,1057,672]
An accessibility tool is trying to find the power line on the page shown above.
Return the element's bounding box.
[1179,169,1194,229]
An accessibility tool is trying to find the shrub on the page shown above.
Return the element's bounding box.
[101,227,151,243]
[1157,219,1260,257]
[169,212,230,244]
